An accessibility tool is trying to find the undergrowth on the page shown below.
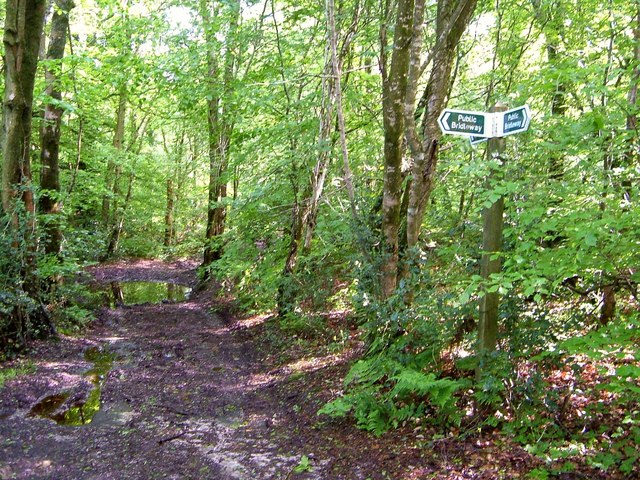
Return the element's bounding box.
[317,281,640,477]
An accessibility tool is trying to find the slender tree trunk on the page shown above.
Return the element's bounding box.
[201,0,240,269]
[102,90,127,226]
[303,49,335,251]
[595,4,640,324]
[66,117,84,197]
[328,0,357,220]
[272,0,316,316]
[623,5,639,199]
[531,0,568,178]
[39,0,75,258]
[102,113,148,260]
[599,284,617,325]
[165,178,175,247]
[278,191,304,317]
[2,0,54,344]
[65,21,84,199]
[302,1,362,250]
[162,130,184,249]
[104,169,134,258]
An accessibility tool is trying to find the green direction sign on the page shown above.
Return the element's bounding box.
[438,109,490,137]
[441,104,531,143]
[500,105,530,137]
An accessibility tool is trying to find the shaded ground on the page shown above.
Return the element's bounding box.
[0,260,618,479]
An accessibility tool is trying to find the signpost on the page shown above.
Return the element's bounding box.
[477,103,507,380]
[438,103,532,380]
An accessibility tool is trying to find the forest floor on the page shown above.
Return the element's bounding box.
[0,259,620,479]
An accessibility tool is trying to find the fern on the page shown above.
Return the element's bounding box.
[319,360,466,435]
[317,397,353,418]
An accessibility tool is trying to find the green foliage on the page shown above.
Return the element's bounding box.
[319,355,468,435]
[279,312,326,338]
[0,0,637,476]
[0,361,36,389]
[505,315,640,473]
[0,212,41,355]
[293,455,312,474]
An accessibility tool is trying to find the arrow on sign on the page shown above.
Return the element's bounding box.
[498,105,531,137]
[438,109,491,138]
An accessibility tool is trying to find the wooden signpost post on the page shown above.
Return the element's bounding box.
[439,103,531,379]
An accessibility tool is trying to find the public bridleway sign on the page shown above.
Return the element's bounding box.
[500,105,530,137]
[438,109,491,138]
[438,104,531,144]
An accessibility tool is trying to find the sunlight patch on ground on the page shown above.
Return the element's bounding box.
[201,326,229,336]
[233,313,272,329]
[100,336,125,343]
[285,354,342,375]
[244,372,279,390]
[203,313,272,336]
[0,459,54,478]
[240,349,353,393]
[40,362,85,374]
[173,301,202,311]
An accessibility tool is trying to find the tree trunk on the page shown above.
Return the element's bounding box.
[531,0,568,179]
[2,0,54,344]
[622,5,639,200]
[379,0,477,298]
[39,0,75,258]
[328,0,357,221]
[104,170,134,259]
[162,130,184,249]
[593,4,640,325]
[599,284,616,325]
[278,197,304,317]
[404,0,477,255]
[164,179,175,248]
[102,111,148,261]
[102,89,127,226]
[380,0,414,298]
[201,0,240,269]
[302,47,335,252]
[302,93,333,250]
[302,1,362,252]
[65,26,84,198]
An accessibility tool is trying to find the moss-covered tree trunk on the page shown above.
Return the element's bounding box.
[404,0,477,263]
[379,0,477,298]
[2,0,54,345]
[380,0,414,298]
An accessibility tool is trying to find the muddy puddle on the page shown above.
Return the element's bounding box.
[29,347,115,426]
[96,281,192,307]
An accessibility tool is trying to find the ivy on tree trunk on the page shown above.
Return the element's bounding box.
[2,0,54,346]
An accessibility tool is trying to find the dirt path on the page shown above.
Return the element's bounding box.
[1,260,579,480]
[0,260,322,479]
[1,260,385,479]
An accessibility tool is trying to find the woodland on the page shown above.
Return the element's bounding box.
[0,0,639,477]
